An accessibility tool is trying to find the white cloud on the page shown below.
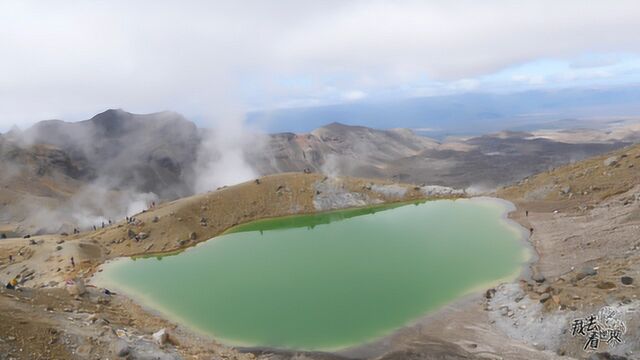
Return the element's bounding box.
[1,0,640,129]
[512,74,546,85]
[342,90,367,101]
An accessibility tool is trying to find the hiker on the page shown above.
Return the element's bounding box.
[126,216,129,222]
[108,219,112,225]
[93,225,97,231]
[101,221,105,229]
[70,256,75,268]
[530,227,534,235]
[525,210,529,217]
[8,255,12,262]
[5,277,18,290]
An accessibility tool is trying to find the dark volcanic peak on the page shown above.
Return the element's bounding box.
[87,109,133,136]
[7,109,201,199]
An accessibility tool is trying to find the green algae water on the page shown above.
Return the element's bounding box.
[94,198,528,350]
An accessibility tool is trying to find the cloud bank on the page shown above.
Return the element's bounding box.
[1,0,639,128]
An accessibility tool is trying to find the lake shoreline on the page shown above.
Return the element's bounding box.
[93,196,531,355]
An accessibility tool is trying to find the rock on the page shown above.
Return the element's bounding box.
[485,288,496,299]
[76,344,93,357]
[128,229,137,239]
[575,266,597,281]
[152,328,170,346]
[588,352,628,360]
[537,285,551,294]
[66,278,86,296]
[56,239,65,244]
[621,276,633,285]
[560,185,571,194]
[540,293,551,303]
[113,340,130,357]
[604,156,619,167]
[56,245,63,251]
[137,232,149,240]
[532,273,545,283]
[152,216,159,223]
[189,232,197,240]
[533,343,546,351]
[596,281,617,290]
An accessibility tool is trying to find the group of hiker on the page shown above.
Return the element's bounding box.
[3,202,161,291]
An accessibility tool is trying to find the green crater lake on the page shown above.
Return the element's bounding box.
[94,198,528,350]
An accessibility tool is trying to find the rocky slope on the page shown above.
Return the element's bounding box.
[1,143,640,359]
[251,126,629,189]
[1,109,635,236]
[0,173,464,360]
[493,143,640,359]
[11,109,200,199]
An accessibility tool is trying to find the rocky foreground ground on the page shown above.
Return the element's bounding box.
[1,144,639,359]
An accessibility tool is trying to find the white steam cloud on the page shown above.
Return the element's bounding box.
[194,118,258,193]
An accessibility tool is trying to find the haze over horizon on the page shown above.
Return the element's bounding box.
[2,0,640,132]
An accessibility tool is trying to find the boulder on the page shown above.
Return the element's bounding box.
[112,339,130,357]
[127,229,137,239]
[596,281,616,290]
[621,276,633,285]
[575,266,597,281]
[540,293,551,303]
[485,288,496,299]
[588,352,628,360]
[189,232,197,240]
[603,156,618,167]
[152,328,170,346]
[152,216,159,223]
[532,273,545,283]
[178,239,189,246]
[137,232,149,240]
[66,278,86,296]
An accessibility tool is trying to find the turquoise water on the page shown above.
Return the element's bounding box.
[94,198,527,350]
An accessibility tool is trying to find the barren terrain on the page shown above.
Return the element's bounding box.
[1,144,639,359]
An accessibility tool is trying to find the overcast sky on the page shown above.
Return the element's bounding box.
[1,0,640,130]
